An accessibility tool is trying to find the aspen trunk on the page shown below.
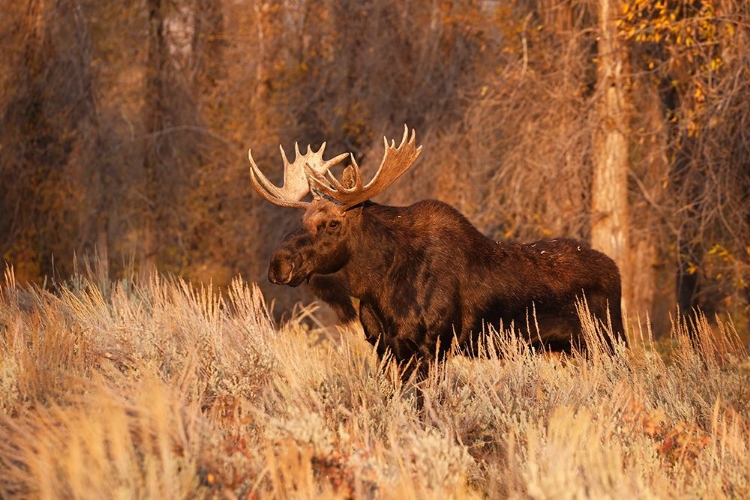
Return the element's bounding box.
[591,0,631,318]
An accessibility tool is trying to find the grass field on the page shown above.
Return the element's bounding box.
[1,266,749,499]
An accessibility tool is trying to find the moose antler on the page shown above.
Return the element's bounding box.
[307,125,422,210]
[248,142,349,208]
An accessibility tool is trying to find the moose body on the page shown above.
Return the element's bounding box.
[270,198,624,363]
[249,127,625,368]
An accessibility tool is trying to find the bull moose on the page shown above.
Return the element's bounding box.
[249,126,625,368]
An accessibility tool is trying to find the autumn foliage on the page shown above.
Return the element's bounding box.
[1,1,750,334]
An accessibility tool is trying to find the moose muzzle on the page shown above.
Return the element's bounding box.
[268,250,308,287]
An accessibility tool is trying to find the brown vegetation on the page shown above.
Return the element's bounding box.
[1,268,749,497]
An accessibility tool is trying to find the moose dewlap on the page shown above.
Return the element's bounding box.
[249,126,625,367]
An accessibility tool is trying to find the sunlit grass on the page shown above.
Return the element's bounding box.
[0,266,748,498]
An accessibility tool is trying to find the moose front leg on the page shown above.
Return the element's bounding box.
[360,302,427,391]
[359,302,427,364]
[308,274,358,325]
[359,302,389,358]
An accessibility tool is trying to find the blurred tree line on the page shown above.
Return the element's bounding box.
[1,0,749,335]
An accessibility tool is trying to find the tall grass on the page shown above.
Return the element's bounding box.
[1,266,748,499]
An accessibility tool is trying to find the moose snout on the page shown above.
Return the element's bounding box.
[268,251,306,287]
[268,259,294,285]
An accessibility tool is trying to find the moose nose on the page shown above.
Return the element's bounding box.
[268,259,295,285]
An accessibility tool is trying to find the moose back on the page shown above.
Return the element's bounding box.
[249,127,626,365]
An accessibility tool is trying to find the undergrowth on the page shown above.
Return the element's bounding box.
[0,267,748,499]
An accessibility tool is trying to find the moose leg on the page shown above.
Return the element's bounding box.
[360,302,430,362]
[584,292,626,351]
[359,303,429,410]
[358,302,390,358]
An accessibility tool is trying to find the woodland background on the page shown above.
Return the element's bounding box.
[1,0,750,336]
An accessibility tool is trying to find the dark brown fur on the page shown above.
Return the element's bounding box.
[268,198,625,365]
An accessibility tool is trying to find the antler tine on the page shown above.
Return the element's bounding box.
[309,125,422,210]
[248,142,348,209]
[249,149,305,209]
[307,153,361,193]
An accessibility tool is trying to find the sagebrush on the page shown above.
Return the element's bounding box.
[0,268,749,498]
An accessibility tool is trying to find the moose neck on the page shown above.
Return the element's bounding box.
[340,202,411,298]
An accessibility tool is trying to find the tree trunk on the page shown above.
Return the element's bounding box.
[591,0,631,319]
[629,81,671,330]
[193,0,225,93]
[142,0,167,277]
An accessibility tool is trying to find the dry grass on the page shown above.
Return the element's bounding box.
[1,266,749,499]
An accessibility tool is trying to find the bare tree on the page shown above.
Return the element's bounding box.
[142,0,168,276]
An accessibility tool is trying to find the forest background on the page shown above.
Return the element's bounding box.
[1,0,749,337]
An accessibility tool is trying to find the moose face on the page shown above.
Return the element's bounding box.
[268,199,355,286]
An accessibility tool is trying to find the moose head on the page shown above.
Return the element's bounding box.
[249,126,422,288]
